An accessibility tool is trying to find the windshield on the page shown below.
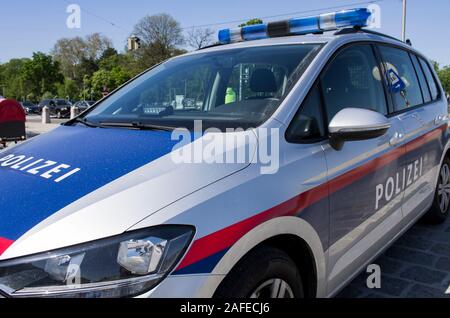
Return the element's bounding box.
[83,44,322,131]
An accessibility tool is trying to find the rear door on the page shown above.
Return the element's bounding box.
[413,56,449,205]
[378,45,446,220]
[320,44,406,292]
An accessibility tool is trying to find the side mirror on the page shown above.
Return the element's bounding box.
[328,108,391,151]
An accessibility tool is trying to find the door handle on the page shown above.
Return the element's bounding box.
[435,114,448,125]
[390,132,404,146]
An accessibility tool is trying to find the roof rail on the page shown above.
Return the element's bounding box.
[335,27,405,44]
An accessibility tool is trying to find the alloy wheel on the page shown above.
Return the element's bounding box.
[250,278,294,298]
[438,163,450,214]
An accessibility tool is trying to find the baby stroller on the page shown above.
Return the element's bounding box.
[0,99,26,148]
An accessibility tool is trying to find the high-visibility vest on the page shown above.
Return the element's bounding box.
[225,88,237,104]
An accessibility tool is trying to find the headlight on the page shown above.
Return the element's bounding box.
[0,226,194,298]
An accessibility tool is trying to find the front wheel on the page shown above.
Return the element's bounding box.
[214,245,304,298]
[424,158,450,224]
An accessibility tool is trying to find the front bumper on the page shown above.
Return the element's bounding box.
[137,274,225,298]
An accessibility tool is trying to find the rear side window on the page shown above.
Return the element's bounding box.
[286,84,325,143]
[320,44,387,122]
[411,54,431,103]
[378,45,423,111]
[419,57,440,101]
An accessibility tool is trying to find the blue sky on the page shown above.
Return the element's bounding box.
[0,0,449,67]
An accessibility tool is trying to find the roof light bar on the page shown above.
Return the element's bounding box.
[218,8,371,44]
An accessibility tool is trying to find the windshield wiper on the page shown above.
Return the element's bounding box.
[65,117,102,128]
[99,121,175,132]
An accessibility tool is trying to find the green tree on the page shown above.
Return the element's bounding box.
[239,18,263,27]
[0,58,29,100]
[41,91,55,100]
[21,52,64,98]
[132,14,185,68]
[56,78,79,100]
[431,60,440,73]
[52,33,112,80]
[91,67,132,99]
[438,66,450,94]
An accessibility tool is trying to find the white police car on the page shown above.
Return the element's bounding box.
[0,8,448,298]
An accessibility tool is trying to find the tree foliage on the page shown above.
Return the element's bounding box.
[132,14,185,67]
[22,52,64,98]
[239,18,263,27]
[437,66,450,94]
[133,13,184,49]
[0,14,192,102]
[186,27,215,49]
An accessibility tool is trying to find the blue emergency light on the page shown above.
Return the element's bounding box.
[218,8,371,44]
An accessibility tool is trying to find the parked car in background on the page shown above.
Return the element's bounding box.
[20,101,39,115]
[37,99,53,114]
[37,99,75,118]
[48,99,72,118]
[74,100,96,112]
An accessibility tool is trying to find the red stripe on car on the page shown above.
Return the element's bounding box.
[0,237,13,256]
[176,124,447,271]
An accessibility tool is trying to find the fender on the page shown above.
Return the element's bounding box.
[438,122,450,171]
[196,216,327,298]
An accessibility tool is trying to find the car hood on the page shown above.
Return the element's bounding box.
[0,125,255,259]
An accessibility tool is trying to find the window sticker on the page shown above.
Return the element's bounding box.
[387,69,406,93]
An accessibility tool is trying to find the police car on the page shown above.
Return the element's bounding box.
[0,8,448,298]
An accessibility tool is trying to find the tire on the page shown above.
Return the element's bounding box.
[423,157,450,224]
[214,245,304,298]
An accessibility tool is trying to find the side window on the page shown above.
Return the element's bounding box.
[378,45,423,111]
[419,57,440,101]
[320,44,387,122]
[286,84,325,143]
[411,54,431,103]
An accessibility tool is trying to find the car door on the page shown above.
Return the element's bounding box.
[412,56,449,214]
[284,82,330,253]
[378,45,445,220]
[319,44,407,293]
[414,56,450,212]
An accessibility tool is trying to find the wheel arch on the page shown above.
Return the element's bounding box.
[196,216,327,298]
[437,136,450,182]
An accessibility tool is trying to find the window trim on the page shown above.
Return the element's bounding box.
[372,43,395,114]
[411,54,432,104]
[417,55,442,102]
[408,52,426,105]
[285,80,329,144]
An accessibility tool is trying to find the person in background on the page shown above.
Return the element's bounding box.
[225,87,237,104]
